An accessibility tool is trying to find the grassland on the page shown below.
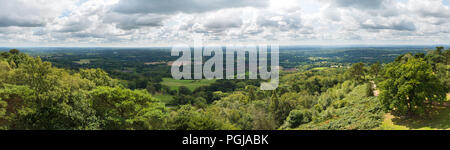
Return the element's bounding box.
[73,59,91,64]
[311,67,328,71]
[161,78,216,91]
[376,107,450,130]
[153,93,173,104]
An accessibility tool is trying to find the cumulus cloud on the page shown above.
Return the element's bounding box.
[0,0,449,46]
[330,0,386,9]
[0,0,77,27]
[360,19,416,31]
[408,0,450,18]
[103,12,166,30]
[112,0,269,14]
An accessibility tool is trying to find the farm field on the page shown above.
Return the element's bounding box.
[161,78,216,91]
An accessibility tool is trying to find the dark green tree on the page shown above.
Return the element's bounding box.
[346,62,366,82]
[379,57,445,116]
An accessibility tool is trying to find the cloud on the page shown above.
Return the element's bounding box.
[360,19,416,31]
[105,0,269,30]
[408,0,450,18]
[0,0,449,46]
[0,0,77,27]
[257,9,303,31]
[112,0,269,14]
[103,12,166,30]
[179,9,244,34]
[328,0,386,9]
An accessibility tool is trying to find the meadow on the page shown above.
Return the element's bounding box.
[161,78,216,91]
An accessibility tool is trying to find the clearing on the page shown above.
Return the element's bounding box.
[161,78,216,91]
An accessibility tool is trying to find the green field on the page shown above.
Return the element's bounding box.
[73,59,91,64]
[377,107,450,130]
[153,93,173,104]
[161,78,216,91]
[311,67,328,71]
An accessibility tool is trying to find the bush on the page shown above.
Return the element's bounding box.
[365,83,374,97]
[283,109,313,128]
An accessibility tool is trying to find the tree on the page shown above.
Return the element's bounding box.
[365,82,374,97]
[282,109,312,129]
[178,86,192,95]
[79,68,119,87]
[208,93,253,130]
[9,49,19,55]
[90,86,167,130]
[443,49,450,65]
[167,105,236,130]
[379,57,445,116]
[425,47,445,72]
[1,52,101,130]
[270,92,301,126]
[346,62,366,82]
[369,62,381,78]
[0,99,6,129]
[0,61,11,84]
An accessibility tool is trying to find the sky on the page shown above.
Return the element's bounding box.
[0,0,449,47]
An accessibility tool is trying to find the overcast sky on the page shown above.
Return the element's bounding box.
[0,0,449,46]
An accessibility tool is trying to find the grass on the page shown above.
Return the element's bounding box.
[153,93,173,104]
[161,78,216,91]
[73,59,91,65]
[376,107,450,130]
[311,67,328,71]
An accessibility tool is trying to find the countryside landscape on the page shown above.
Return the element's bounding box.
[0,0,449,132]
[0,46,448,130]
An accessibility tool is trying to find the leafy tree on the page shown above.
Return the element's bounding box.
[178,86,191,95]
[167,105,236,130]
[245,85,258,101]
[379,57,445,116]
[193,97,207,108]
[270,92,301,126]
[443,49,450,65]
[0,99,6,129]
[369,62,381,78]
[3,53,99,129]
[0,61,11,84]
[248,100,277,130]
[282,109,313,129]
[425,47,445,72]
[365,82,374,97]
[346,62,366,82]
[79,68,119,87]
[90,86,167,130]
[9,49,19,55]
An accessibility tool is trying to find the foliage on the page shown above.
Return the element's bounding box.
[0,47,448,130]
[167,105,236,130]
[90,86,167,130]
[346,62,366,82]
[379,56,445,116]
[297,84,384,130]
[79,68,119,87]
[282,109,313,129]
